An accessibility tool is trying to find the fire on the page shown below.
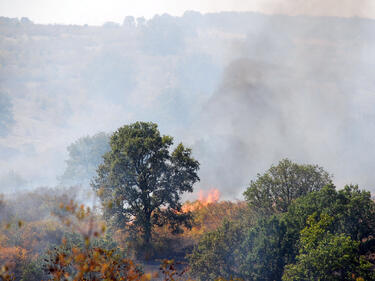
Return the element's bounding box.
[199,188,220,205]
[182,188,220,212]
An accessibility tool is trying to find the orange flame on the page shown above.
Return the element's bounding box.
[200,188,220,205]
[182,188,220,212]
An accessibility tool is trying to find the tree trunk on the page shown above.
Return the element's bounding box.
[141,212,153,260]
[143,212,152,246]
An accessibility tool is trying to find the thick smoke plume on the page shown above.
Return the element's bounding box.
[0,6,375,199]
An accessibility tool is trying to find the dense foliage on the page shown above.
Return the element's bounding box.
[93,122,200,248]
[1,125,374,280]
[244,159,332,216]
[283,213,375,281]
[189,183,375,280]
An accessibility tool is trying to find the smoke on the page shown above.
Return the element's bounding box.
[0,170,28,193]
[0,92,14,137]
[0,10,375,199]
[192,11,375,198]
[262,0,375,18]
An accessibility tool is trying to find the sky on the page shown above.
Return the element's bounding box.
[1,0,375,25]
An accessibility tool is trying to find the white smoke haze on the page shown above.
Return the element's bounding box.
[2,0,375,25]
[262,0,375,18]
[0,1,375,199]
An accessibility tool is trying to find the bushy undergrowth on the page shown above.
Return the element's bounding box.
[1,161,375,281]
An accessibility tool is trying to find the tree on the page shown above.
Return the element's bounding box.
[92,122,199,246]
[283,213,375,281]
[244,159,332,216]
[281,185,375,280]
[285,184,375,243]
[188,220,245,280]
[60,132,110,186]
[238,215,293,281]
[188,184,375,281]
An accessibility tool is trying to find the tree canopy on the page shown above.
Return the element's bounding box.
[92,122,200,246]
[283,213,375,281]
[189,159,375,281]
[244,159,332,216]
[60,132,110,186]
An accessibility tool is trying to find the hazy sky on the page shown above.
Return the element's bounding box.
[1,0,375,25]
[1,0,375,197]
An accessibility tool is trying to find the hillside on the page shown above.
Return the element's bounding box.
[1,12,375,197]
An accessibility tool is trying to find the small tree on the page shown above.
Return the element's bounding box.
[244,159,332,216]
[92,122,199,246]
[60,132,110,186]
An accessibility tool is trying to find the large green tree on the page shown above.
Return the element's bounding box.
[92,122,200,245]
[283,213,375,281]
[244,159,332,216]
[285,185,375,243]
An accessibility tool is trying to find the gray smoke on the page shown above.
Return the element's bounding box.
[0,10,375,199]
[263,0,375,18]
[192,14,375,198]
[0,92,14,137]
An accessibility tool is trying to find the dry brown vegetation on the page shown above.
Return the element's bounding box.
[0,187,246,280]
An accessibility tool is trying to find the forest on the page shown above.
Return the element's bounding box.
[0,121,374,280]
[1,7,375,281]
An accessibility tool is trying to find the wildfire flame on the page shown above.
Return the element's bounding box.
[182,188,220,212]
[198,189,220,204]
